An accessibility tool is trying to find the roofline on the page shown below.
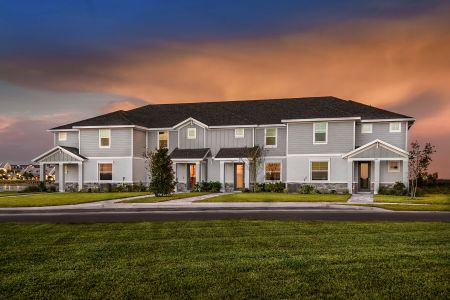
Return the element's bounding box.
[32,146,86,162]
[342,139,409,158]
[209,125,257,129]
[71,125,148,130]
[360,118,415,123]
[282,117,361,123]
[172,117,209,129]
[47,129,79,132]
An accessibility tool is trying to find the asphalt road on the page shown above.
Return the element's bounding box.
[0,208,449,223]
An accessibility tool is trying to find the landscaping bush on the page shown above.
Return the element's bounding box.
[257,182,285,193]
[392,182,407,196]
[192,181,222,192]
[21,185,42,193]
[298,184,316,194]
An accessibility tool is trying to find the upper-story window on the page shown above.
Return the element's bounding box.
[187,128,196,139]
[58,132,67,141]
[265,128,277,148]
[313,122,328,144]
[361,123,372,134]
[99,129,111,148]
[159,131,168,149]
[235,128,245,138]
[389,122,401,133]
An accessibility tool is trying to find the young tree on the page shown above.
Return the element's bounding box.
[409,141,436,199]
[145,148,175,197]
[243,146,265,192]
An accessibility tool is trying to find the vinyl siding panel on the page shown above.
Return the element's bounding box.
[133,129,146,157]
[169,131,178,152]
[255,127,286,156]
[355,122,407,149]
[286,156,348,183]
[380,160,404,183]
[83,158,133,183]
[288,121,354,154]
[147,131,158,151]
[178,124,205,149]
[55,131,79,148]
[80,128,132,157]
[351,145,404,159]
[133,158,147,183]
[207,128,253,156]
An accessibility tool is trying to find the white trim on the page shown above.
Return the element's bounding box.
[389,122,401,133]
[130,128,134,156]
[286,123,289,156]
[264,127,277,148]
[213,157,249,162]
[287,153,343,157]
[313,122,328,145]
[187,127,197,139]
[98,129,111,149]
[73,125,147,130]
[361,118,415,123]
[252,128,255,147]
[342,139,409,158]
[348,157,406,162]
[31,146,85,162]
[173,117,208,129]
[388,160,401,173]
[234,128,245,138]
[282,117,360,123]
[264,161,282,182]
[258,124,286,128]
[86,156,132,159]
[309,158,330,182]
[47,129,79,132]
[171,159,206,163]
[78,129,81,150]
[361,123,373,134]
[209,124,257,129]
[203,128,206,148]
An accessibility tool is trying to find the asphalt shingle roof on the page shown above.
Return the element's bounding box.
[215,147,259,159]
[60,146,87,160]
[169,148,210,160]
[51,96,413,130]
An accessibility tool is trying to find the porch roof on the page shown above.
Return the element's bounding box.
[169,148,210,160]
[215,147,258,159]
[32,146,87,163]
[343,139,408,159]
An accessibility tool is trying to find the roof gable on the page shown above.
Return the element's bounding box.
[343,139,409,159]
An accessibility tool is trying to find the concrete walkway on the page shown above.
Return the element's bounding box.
[347,193,374,204]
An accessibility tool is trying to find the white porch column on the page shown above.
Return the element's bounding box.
[78,162,83,191]
[402,158,409,189]
[195,162,200,183]
[244,162,250,189]
[39,163,45,182]
[219,161,225,192]
[374,159,380,194]
[58,163,65,192]
[347,160,353,194]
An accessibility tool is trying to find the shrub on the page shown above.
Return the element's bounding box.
[257,182,285,193]
[241,188,251,193]
[21,185,42,193]
[392,182,406,196]
[192,181,222,192]
[298,184,316,194]
[378,186,391,195]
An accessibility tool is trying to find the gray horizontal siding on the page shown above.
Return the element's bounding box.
[288,121,354,154]
[355,122,407,149]
[207,128,253,156]
[178,123,205,149]
[255,127,286,156]
[133,129,146,157]
[55,131,79,148]
[352,145,404,159]
[80,128,132,157]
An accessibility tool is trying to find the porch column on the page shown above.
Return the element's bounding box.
[402,158,409,189]
[374,159,380,195]
[39,163,45,182]
[219,161,225,192]
[195,162,200,183]
[347,160,353,194]
[244,162,250,189]
[78,162,83,191]
[58,163,65,192]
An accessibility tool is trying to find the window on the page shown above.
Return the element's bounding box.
[265,128,277,147]
[58,132,67,141]
[235,128,245,138]
[311,161,329,181]
[313,122,327,144]
[389,122,401,133]
[99,163,112,181]
[265,163,281,181]
[99,129,111,148]
[158,131,168,148]
[388,161,400,172]
[361,123,373,134]
[187,128,196,139]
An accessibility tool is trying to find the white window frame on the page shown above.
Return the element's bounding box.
[264,128,277,148]
[187,128,196,139]
[313,122,328,144]
[361,123,373,134]
[98,129,111,148]
[235,128,245,139]
[388,161,400,173]
[310,159,330,182]
[158,131,169,149]
[58,132,67,141]
[264,162,282,182]
[389,122,401,133]
[98,162,113,182]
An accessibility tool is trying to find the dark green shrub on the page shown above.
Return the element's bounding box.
[392,182,406,196]
[298,184,316,194]
[192,181,222,192]
[21,185,42,193]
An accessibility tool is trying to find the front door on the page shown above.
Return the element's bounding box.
[234,163,244,190]
[187,164,196,190]
[358,162,371,192]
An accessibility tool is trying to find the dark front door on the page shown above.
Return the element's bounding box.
[187,164,196,190]
[358,162,371,192]
[234,163,244,190]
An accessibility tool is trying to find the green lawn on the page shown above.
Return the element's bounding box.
[196,192,350,202]
[0,221,448,299]
[122,192,210,203]
[371,194,450,211]
[0,192,20,197]
[0,192,151,207]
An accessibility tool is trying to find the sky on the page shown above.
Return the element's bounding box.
[0,0,449,177]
